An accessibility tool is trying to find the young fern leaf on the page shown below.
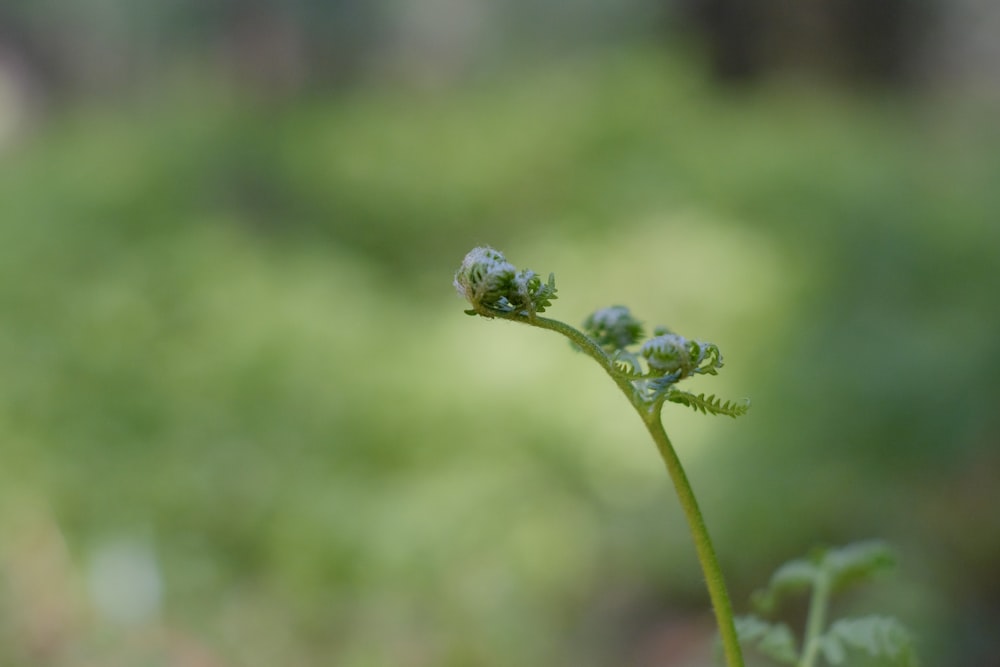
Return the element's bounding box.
[454,247,557,318]
[519,271,558,315]
[735,616,798,665]
[752,558,820,614]
[667,389,751,418]
[823,540,896,594]
[820,616,918,667]
[751,541,896,614]
[611,350,646,377]
[744,542,919,667]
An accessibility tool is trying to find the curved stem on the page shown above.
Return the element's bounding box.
[502,313,639,400]
[643,406,745,667]
[496,311,744,667]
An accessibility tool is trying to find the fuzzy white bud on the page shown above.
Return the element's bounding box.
[454,247,557,317]
[641,333,691,373]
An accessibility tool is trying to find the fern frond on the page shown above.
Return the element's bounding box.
[530,272,558,314]
[666,389,750,418]
[611,350,646,377]
[820,616,918,667]
[752,558,819,613]
[691,341,724,376]
[752,540,896,613]
[735,616,798,665]
[823,540,896,593]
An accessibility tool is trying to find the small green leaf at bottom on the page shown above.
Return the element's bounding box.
[820,616,918,667]
[822,540,896,593]
[735,615,798,665]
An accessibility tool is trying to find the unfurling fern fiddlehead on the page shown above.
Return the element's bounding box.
[454,246,750,667]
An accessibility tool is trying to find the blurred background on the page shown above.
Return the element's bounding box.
[1,1,998,665]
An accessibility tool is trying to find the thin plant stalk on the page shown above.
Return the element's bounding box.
[644,409,744,667]
[454,248,747,667]
[799,572,831,667]
[513,314,745,667]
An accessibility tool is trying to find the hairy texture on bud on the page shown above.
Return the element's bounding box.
[641,333,692,373]
[453,247,516,307]
[454,247,557,317]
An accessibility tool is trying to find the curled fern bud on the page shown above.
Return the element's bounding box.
[454,247,557,317]
[453,246,517,315]
[583,306,645,352]
[641,333,691,374]
[642,333,725,377]
[691,342,724,376]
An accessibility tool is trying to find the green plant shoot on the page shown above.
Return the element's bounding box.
[454,246,750,667]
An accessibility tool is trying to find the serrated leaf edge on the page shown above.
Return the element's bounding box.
[666,389,750,418]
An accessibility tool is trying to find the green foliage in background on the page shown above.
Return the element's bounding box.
[1,47,998,665]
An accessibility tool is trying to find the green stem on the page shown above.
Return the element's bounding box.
[799,573,830,667]
[521,314,638,399]
[499,312,745,667]
[643,406,745,667]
